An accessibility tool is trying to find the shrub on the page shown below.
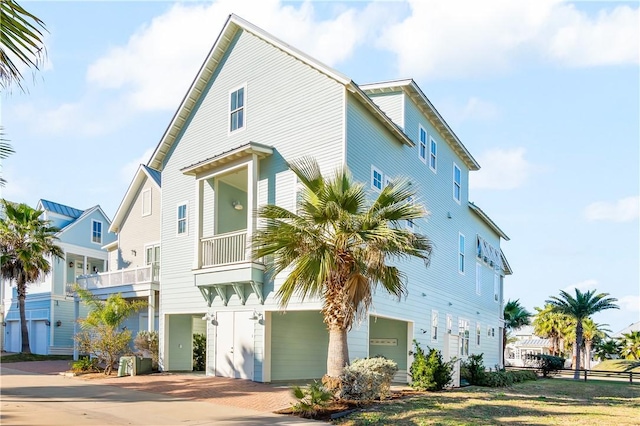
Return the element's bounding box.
[460,353,486,385]
[134,331,159,369]
[526,354,565,378]
[71,356,100,373]
[340,356,398,400]
[193,333,206,371]
[291,381,334,418]
[480,370,537,387]
[409,340,453,391]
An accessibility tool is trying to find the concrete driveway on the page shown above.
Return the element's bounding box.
[0,362,322,425]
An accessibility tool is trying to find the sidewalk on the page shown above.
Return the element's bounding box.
[1,362,322,425]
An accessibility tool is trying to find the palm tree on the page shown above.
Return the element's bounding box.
[0,127,15,187]
[546,289,618,379]
[0,0,47,91]
[580,319,610,369]
[253,158,433,379]
[0,199,63,353]
[618,331,640,360]
[594,339,622,361]
[533,304,571,356]
[503,299,531,363]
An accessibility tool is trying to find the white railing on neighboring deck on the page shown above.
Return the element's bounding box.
[201,230,247,267]
[69,264,159,295]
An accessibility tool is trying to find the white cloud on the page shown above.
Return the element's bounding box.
[86,0,384,112]
[563,279,598,293]
[470,147,534,190]
[619,295,640,312]
[378,0,639,79]
[120,148,155,184]
[584,196,640,223]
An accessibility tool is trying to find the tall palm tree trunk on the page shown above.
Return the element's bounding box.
[584,340,591,370]
[327,326,349,377]
[17,278,31,354]
[573,322,583,380]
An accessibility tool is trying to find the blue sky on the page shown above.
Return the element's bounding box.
[1,0,638,332]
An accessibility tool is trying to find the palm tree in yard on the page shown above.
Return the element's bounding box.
[533,304,572,356]
[503,299,532,363]
[619,331,640,360]
[253,158,433,380]
[546,289,618,379]
[594,338,622,361]
[0,199,63,353]
[580,319,610,369]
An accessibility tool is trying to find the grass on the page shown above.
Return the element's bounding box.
[594,359,640,372]
[335,379,640,426]
[0,353,73,363]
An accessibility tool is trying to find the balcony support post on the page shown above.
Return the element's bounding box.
[73,296,79,361]
[194,179,204,270]
[246,154,258,260]
[147,291,156,332]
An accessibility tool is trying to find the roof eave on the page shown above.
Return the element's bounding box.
[468,202,509,241]
[109,165,159,233]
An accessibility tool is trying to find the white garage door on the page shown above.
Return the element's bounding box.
[6,321,21,353]
[30,320,48,355]
[215,311,254,379]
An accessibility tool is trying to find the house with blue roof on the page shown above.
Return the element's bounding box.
[2,199,116,354]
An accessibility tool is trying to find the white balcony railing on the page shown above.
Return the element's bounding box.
[70,264,159,295]
[201,230,247,267]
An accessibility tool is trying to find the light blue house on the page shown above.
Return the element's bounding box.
[2,200,116,354]
[109,14,512,383]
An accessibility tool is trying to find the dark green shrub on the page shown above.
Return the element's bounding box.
[193,333,206,371]
[527,354,564,377]
[409,340,453,391]
[480,370,537,387]
[460,353,486,385]
[340,356,398,400]
[72,356,100,373]
[291,381,334,418]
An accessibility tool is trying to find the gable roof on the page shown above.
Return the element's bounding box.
[361,79,480,171]
[110,164,162,233]
[38,199,84,219]
[468,201,509,241]
[147,14,413,171]
[54,204,112,236]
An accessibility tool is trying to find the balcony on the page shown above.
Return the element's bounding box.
[68,264,159,298]
[201,230,247,267]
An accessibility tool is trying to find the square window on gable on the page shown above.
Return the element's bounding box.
[229,85,245,132]
[418,125,427,164]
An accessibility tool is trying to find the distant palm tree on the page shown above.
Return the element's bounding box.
[618,331,640,360]
[503,299,532,363]
[253,158,433,379]
[594,339,622,361]
[546,289,618,379]
[533,304,572,356]
[0,0,47,91]
[0,199,63,353]
[580,319,610,369]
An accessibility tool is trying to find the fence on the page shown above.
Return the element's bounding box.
[506,365,639,384]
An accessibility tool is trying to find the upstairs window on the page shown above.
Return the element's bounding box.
[229,86,245,132]
[91,220,102,244]
[177,203,188,235]
[145,244,160,265]
[371,166,383,191]
[142,188,152,216]
[476,322,481,345]
[453,163,461,203]
[418,125,427,163]
[458,233,465,274]
[459,318,470,356]
[429,138,437,172]
[446,314,453,334]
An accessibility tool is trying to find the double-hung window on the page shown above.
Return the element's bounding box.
[453,163,461,203]
[459,318,470,356]
[494,273,500,303]
[458,233,465,274]
[177,203,188,235]
[418,125,427,163]
[429,138,437,172]
[229,86,245,132]
[91,220,102,244]
[476,323,481,345]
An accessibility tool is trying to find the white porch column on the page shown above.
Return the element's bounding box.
[193,179,203,269]
[147,291,156,332]
[82,255,87,274]
[246,154,258,260]
[73,297,80,361]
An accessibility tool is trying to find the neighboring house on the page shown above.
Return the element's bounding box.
[74,165,162,343]
[612,321,640,338]
[505,325,551,366]
[2,200,116,354]
[108,14,512,383]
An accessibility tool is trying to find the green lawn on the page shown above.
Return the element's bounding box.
[336,379,640,426]
[0,353,72,363]
[594,359,640,372]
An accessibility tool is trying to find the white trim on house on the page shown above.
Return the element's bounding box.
[431,310,439,343]
[429,136,437,173]
[458,232,465,275]
[453,162,462,204]
[109,165,161,233]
